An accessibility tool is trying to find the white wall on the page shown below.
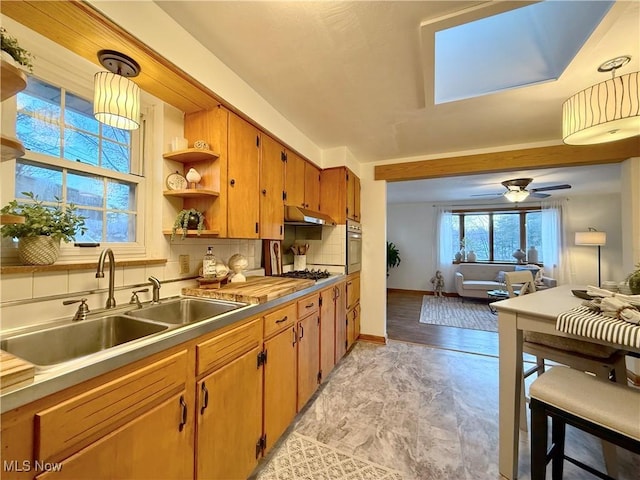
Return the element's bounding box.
[386,203,435,291]
[565,193,624,285]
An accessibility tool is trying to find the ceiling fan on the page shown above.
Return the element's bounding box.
[472,178,572,202]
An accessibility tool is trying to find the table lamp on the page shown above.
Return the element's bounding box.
[575,227,607,287]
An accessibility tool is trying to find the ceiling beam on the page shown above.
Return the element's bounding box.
[375,137,640,182]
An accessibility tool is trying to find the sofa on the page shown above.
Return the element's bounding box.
[454,263,557,299]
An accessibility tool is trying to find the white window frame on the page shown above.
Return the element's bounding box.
[0,19,152,262]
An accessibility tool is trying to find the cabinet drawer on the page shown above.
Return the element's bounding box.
[297,293,319,318]
[35,350,187,462]
[197,318,262,375]
[264,303,297,339]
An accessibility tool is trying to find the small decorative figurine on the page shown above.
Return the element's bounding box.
[430,270,445,297]
[185,167,202,189]
[228,253,249,283]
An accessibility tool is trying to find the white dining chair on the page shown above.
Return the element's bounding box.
[503,270,628,478]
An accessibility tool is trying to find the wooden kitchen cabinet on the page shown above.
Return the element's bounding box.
[260,134,285,239]
[36,393,192,480]
[263,325,297,454]
[195,318,263,480]
[296,294,320,411]
[227,112,260,238]
[182,106,230,237]
[304,161,321,212]
[319,286,337,382]
[334,281,348,361]
[346,273,361,351]
[285,151,305,208]
[285,151,321,211]
[320,167,361,223]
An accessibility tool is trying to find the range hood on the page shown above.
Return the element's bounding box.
[284,206,336,226]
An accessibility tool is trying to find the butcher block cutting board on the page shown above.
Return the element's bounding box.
[182,276,315,304]
[1,351,35,391]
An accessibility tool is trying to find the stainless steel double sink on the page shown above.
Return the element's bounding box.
[0,297,246,371]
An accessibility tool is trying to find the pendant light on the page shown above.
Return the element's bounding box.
[562,56,640,145]
[93,50,141,130]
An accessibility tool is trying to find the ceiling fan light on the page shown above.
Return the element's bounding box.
[504,189,530,202]
[562,70,640,145]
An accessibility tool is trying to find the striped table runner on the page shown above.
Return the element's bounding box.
[556,305,640,349]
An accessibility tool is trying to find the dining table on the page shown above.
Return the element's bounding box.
[493,284,640,479]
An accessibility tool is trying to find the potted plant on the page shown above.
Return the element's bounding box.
[1,27,34,73]
[387,241,401,276]
[1,192,87,265]
[172,208,205,240]
[626,264,640,295]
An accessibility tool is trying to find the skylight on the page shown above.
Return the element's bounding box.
[433,0,614,104]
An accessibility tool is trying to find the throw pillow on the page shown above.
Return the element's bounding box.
[495,271,507,283]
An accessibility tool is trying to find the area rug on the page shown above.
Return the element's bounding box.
[257,432,405,480]
[419,296,498,332]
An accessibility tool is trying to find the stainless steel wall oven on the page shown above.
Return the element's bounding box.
[346,220,362,274]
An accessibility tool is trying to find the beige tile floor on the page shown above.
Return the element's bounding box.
[254,340,639,480]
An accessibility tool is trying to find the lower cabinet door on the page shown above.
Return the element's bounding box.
[297,314,320,411]
[196,345,263,480]
[36,393,193,480]
[347,307,356,350]
[263,326,297,454]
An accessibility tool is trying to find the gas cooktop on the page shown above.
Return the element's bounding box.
[277,269,332,281]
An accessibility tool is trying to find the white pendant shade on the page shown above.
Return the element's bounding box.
[562,71,640,145]
[93,71,140,130]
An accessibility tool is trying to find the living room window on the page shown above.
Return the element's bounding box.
[452,208,542,262]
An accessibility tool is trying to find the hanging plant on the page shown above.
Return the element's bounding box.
[172,209,205,240]
[1,27,35,73]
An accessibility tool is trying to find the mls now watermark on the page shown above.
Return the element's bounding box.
[4,460,63,472]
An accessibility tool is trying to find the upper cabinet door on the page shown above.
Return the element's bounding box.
[260,134,285,239]
[319,167,347,224]
[354,174,361,222]
[228,113,260,238]
[285,151,305,208]
[304,161,321,211]
[346,168,356,221]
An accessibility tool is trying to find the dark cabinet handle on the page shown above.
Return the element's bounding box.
[230,179,235,186]
[200,382,209,415]
[300,325,304,340]
[305,302,315,309]
[262,189,267,195]
[275,315,288,324]
[292,326,297,346]
[179,395,188,431]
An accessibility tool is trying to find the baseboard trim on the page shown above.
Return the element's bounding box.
[357,334,387,345]
[386,288,458,297]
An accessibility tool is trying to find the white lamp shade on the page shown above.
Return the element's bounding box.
[575,231,607,246]
[562,71,640,145]
[93,71,140,130]
[504,189,530,202]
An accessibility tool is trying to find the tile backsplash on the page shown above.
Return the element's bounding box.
[0,238,262,331]
[284,225,346,267]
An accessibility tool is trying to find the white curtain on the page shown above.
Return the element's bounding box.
[433,206,455,292]
[540,199,572,284]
